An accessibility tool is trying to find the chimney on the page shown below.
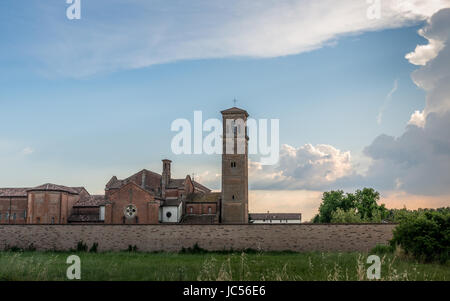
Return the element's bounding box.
[161,159,172,197]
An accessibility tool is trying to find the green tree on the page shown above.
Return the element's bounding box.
[330,208,363,223]
[315,187,388,223]
[390,210,449,263]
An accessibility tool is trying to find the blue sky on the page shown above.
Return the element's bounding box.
[1,1,449,219]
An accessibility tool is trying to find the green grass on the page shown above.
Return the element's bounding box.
[0,250,448,281]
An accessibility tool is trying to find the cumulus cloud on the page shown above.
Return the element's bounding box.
[248,9,450,199]
[408,8,450,118]
[408,110,425,127]
[249,143,355,190]
[363,8,450,196]
[405,38,444,65]
[25,0,450,77]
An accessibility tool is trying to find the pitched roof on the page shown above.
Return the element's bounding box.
[193,181,212,193]
[249,213,302,220]
[220,107,249,117]
[74,195,106,207]
[167,178,185,189]
[71,187,89,194]
[27,183,79,194]
[187,192,220,203]
[106,169,161,192]
[0,188,30,197]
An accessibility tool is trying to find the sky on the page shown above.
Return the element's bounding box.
[1,0,450,220]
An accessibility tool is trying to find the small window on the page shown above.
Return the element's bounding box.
[166,212,172,218]
[36,217,40,224]
[231,162,237,168]
[232,195,235,200]
[13,213,16,220]
[51,217,55,224]
[23,210,27,219]
[0,213,2,221]
[208,207,212,214]
[190,207,193,214]
[6,212,9,220]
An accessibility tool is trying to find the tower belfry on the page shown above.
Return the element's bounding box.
[220,106,249,224]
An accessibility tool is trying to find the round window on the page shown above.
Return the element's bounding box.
[166,212,172,218]
[124,204,137,218]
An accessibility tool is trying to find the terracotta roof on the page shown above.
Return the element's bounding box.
[221,107,249,117]
[167,178,184,188]
[74,195,106,207]
[249,213,301,220]
[27,183,79,194]
[187,192,220,203]
[106,169,161,192]
[71,187,89,194]
[0,188,30,197]
[193,181,212,193]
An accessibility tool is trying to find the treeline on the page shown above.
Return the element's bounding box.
[312,188,449,263]
[311,188,450,223]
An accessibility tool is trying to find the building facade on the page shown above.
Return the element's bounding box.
[221,107,249,224]
[0,107,300,225]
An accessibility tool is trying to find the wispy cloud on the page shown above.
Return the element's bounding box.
[22,0,450,77]
[377,79,398,125]
[21,147,34,156]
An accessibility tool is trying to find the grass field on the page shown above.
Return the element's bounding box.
[0,250,448,281]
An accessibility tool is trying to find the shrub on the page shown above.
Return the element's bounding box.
[76,241,88,252]
[180,243,207,254]
[390,211,449,263]
[127,245,138,252]
[89,242,98,253]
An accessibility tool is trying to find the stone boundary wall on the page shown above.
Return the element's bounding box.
[0,224,397,252]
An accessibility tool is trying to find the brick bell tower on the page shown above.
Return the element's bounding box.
[221,107,249,224]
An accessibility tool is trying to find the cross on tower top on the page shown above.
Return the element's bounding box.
[233,98,237,106]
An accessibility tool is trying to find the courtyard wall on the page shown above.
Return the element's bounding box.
[0,224,396,252]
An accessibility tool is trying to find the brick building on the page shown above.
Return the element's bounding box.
[0,107,288,225]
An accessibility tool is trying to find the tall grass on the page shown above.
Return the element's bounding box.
[0,250,448,281]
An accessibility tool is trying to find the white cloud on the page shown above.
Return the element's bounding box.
[249,143,355,190]
[408,110,425,127]
[409,8,450,119]
[405,38,444,65]
[359,9,450,197]
[29,0,450,77]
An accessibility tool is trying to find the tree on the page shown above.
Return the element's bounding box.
[390,210,449,263]
[354,188,386,220]
[331,208,363,223]
[314,187,388,223]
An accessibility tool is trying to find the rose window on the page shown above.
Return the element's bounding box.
[124,204,137,218]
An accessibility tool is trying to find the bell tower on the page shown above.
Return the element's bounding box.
[221,107,249,224]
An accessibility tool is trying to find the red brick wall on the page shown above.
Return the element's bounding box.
[0,197,27,224]
[106,182,158,224]
[27,191,76,224]
[186,203,217,215]
[0,224,397,252]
